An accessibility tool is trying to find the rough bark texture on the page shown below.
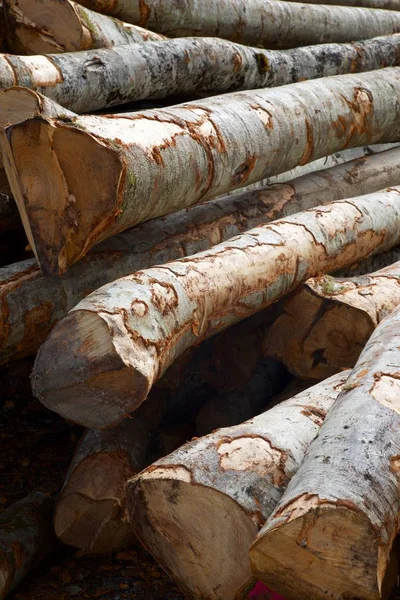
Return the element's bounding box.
[5,70,400,274]
[2,145,399,365]
[0,492,56,599]
[126,372,348,600]
[264,261,400,381]
[73,0,400,48]
[32,188,400,429]
[250,303,400,600]
[3,35,400,113]
[3,0,164,55]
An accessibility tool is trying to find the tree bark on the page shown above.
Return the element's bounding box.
[250,303,400,600]
[3,0,164,55]
[126,372,349,600]
[32,187,400,429]
[72,0,400,48]
[285,0,400,8]
[4,70,400,274]
[2,145,399,366]
[3,35,400,114]
[0,492,56,599]
[264,261,400,381]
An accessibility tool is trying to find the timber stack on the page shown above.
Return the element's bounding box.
[1,1,400,599]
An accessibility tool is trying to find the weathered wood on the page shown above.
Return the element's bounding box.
[2,145,399,365]
[0,492,56,599]
[32,187,400,429]
[3,0,164,55]
[4,70,400,274]
[72,0,400,48]
[126,372,349,600]
[264,261,400,381]
[3,34,400,113]
[250,303,400,600]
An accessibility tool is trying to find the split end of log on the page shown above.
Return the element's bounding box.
[32,310,150,429]
[250,497,390,600]
[128,471,258,600]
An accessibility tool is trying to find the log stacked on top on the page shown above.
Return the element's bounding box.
[2,1,400,599]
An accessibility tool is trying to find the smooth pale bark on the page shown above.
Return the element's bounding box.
[2,145,399,365]
[250,303,400,600]
[0,492,55,599]
[32,188,400,429]
[126,372,348,600]
[3,0,164,55]
[5,70,400,274]
[286,0,400,7]
[264,261,400,381]
[73,0,400,48]
[3,35,400,113]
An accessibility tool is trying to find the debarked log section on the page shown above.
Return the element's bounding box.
[3,35,400,113]
[74,0,400,48]
[2,145,400,366]
[4,69,400,274]
[264,260,400,380]
[32,188,400,429]
[250,302,400,600]
[126,372,349,600]
[3,0,164,55]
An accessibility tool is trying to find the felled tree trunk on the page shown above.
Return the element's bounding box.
[4,70,400,274]
[32,187,400,429]
[3,0,164,55]
[2,145,399,366]
[3,35,400,113]
[73,0,400,48]
[250,303,400,600]
[264,261,400,381]
[54,398,163,555]
[0,492,56,599]
[286,0,400,7]
[126,372,349,600]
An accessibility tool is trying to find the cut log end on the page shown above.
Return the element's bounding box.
[250,502,381,600]
[5,0,83,53]
[32,311,149,429]
[5,118,122,274]
[129,473,258,600]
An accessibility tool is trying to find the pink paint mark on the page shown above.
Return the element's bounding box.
[248,581,286,600]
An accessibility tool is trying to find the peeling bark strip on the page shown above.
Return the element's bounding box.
[250,304,400,600]
[5,69,400,274]
[3,0,164,55]
[4,35,400,113]
[2,145,399,366]
[0,492,55,599]
[265,261,400,381]
[126,372,348,600]
[33,188,400,429]
[75,0,400,47]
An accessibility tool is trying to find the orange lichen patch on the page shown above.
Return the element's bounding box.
[298,120,314,166]
[138,0,151,26]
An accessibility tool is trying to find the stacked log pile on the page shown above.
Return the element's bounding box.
[2,2,400,600]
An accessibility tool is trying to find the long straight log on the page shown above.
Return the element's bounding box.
[3,0,164,55]
[3,35,400,113]
[264,261,400,381]
[4,70,400,274]
[32,188,400,429]
[126,372,349,600]
[250,303,400,600]
[0,492,55,599]
[2,145,399,366]
[71,0,400,48]
[285,0,400,7]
